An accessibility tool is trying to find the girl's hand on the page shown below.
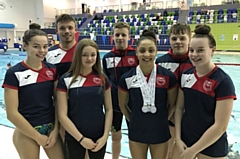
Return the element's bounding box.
[169,113,175,124]
[80,137,97,150]
[175,139,187,154]
[36,134,49,147]
[44,128,59,148]
[181,147,197,159]
[91,136,107,152]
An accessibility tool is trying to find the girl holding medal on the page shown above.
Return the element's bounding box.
[118,30,178,159]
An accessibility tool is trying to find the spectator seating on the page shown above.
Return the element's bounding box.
[82,11,179,35]
[188,8,239,24]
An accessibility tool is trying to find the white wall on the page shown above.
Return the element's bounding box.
[43,0,58,24]
[0,0,44,47]
[0,0,43,30]
[192,0,223,6]
[0,30,7,39]
[43,0,83,26]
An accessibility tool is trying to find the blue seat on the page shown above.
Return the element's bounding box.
[218,9,223,14]
[232,8,237,13]
[232,18,238,22]
[150,13,155,17]
[163,25,168,30]
[227,9,232,14]
[189,11,194,16]
[165,39,170,45]
[218,14,224,19]
[227,15,233,22]
[175,9,179,15]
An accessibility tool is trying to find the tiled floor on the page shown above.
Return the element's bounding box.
[0,125,128,159]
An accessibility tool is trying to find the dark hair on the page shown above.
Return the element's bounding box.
[56,14,75,27]
[136,30,157,47]
[193,24,216,48]
[169,23,191,38]
[23,29,47,45]
[29,23,41,30]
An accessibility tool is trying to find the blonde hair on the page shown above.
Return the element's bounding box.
[113,22,130,34]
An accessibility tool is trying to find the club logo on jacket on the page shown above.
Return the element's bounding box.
[203,80,212,91]
[93,77,101,85]
[156,77,166,87]
[128,57,135,65]
[46,70,54,79]
[54,53,61,57]
[24,75,31,79]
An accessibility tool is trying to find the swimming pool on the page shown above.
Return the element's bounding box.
[0,50,240,158]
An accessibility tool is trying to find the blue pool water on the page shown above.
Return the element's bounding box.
[0,50,240,158]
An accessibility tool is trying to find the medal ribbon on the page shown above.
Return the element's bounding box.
[136,65,156,108]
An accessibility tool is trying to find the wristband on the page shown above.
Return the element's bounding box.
[79,136,84,143]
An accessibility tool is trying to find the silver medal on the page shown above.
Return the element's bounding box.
[150,105,157,114]
[142,105,148,113]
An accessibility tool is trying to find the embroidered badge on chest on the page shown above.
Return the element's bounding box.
[203,80,212,91]
[46,70,54,78]
[128,57,135,65]
[93,77,101,85]
[156,76,166,87]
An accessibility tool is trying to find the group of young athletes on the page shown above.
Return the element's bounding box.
[2,13,236,159]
